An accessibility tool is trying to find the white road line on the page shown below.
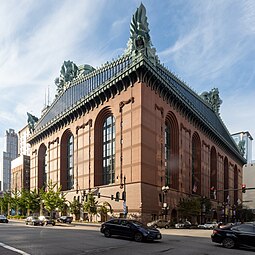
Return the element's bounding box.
[0,242,31,255]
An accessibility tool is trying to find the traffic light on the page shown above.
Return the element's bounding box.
[97,192,100,198]
[111,195,114,200]
[242,184,246,193]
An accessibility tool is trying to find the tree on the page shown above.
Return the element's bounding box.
[0,192,11,215]
[41,180,66,217]
[177,197,201,221]
[69,199,82,221]
[83,193,98,222]
[97,201,113,222]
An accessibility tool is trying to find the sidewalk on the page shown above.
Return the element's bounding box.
[10,218,101,228]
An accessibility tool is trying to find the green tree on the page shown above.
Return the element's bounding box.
[177,197,201,220]
[41,180,66,217]
[83,193,97,222]
[0,192,11,215]
[69,199,81,221]
[11,190,21,215]
[236,205,255,222]
[97,201,113,222]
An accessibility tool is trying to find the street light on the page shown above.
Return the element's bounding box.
[161,186,170,219]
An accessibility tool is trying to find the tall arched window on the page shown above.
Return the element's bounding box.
[224,157,229,202]
[67,135,74,190]
[234,165,238,205]
[38,144,47,190]
[165,122,170,186]
[102,115,115,185]
[60,130,74,191]
[192,132,201,195]
[210,146,217,199]
[164,112,179,190]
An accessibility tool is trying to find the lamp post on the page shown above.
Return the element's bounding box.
[161,186,169,220]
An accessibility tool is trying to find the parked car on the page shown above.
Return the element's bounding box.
[39,216,55,226]
[57,216,73,224]
[0,215,8,223]
[198,222,218,229]
[147,219,171,229]
[211,222,255,249]
[175,221,191,229]
[100,218,162,242]
[25,216,43,226]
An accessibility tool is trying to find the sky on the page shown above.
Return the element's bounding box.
[0,0,255,159]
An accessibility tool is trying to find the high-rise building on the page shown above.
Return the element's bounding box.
[2,129,18,191]
[10,125,31,191]
[243,163,255,210]
[18,125,31,156]
[231,131,253,163]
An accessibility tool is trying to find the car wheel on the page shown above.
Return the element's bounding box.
[52,222,55,226]
[222,238,235,249]
[104,229,111,238]
[33,222,36,226]
[134,232,143,242]
[165,225,169,229]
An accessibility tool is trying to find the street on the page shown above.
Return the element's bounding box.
[0,221,254,255]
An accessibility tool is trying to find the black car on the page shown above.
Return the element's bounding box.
[57,216,73,224]
[100,218,162,242]
[0,215,8,223]
[211,222,255,249]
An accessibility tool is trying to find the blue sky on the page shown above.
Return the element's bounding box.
[0,0,255,158]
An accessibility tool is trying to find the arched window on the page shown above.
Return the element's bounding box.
[224,157,229,202]
[210,146,217,199]
[192,132,201,195]
[164,112,179,190]
[38,144,47,190]
[165,122,170,186]
[60,130,74,191]
[234,165,238,205]
[102,115,115,185]
[67,135,74,190]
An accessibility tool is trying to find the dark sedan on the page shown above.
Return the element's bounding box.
[100,218,162,242]
[0,215,8,223]
[211,222,255,249]
[57,216,73,224]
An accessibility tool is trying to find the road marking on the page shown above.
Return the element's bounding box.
[0,242,31,255]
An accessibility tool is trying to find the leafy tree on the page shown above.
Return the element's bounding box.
[236,205,255,222]
[18,189,40,216]
[0,192,11,215]
[11,190,21,215]
[41,180,66,217]
[83,193,97,222]
[177,197,201,220]
[97,201,113,222]
[69,199,81,221]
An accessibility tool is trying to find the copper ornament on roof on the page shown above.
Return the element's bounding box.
[200,88,223,115]
[125,3,158,64]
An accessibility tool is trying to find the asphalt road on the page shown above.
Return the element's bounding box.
[0,221,254,255]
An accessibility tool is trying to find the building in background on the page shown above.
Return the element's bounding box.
[11,155,30,191]
[18,125,31,156]
[231,131,253,163]
[1,129,18,191]
[243,163,255,210]
[10,125,31,191]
